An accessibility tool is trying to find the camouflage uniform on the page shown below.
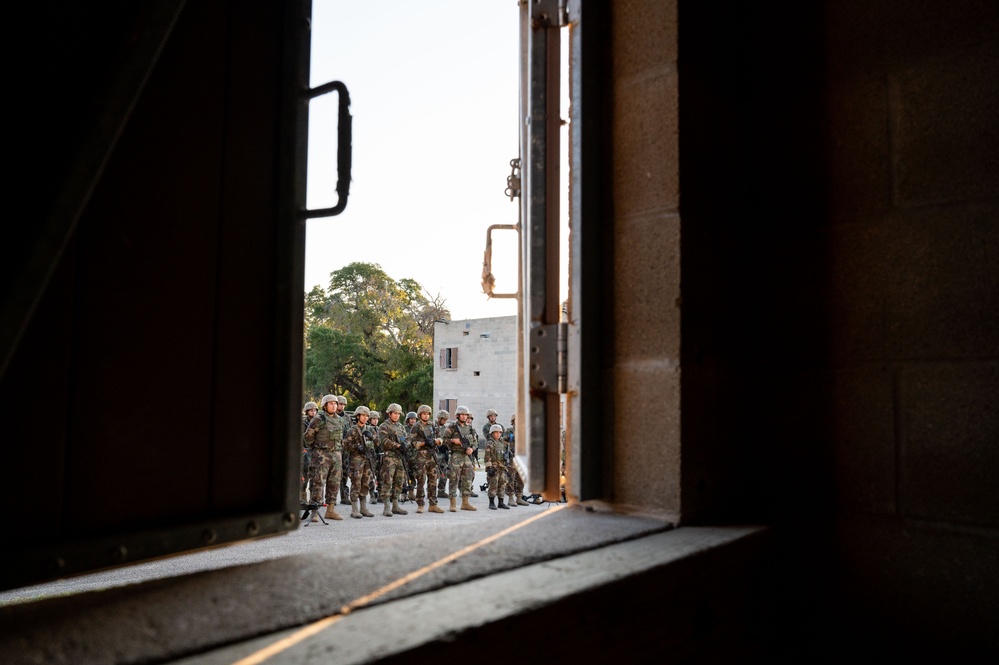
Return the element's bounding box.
[343,419,375,518]
[466,422,481,494]
[503,421,529,506]
[301,412,314,502]
[363,419,380,501]
[435,413,451,497]
[484,432,512,504]
[304,406,343,519]
[378,413,410,515]
[509,464,526,503]
[409,414,443,513]
[442,415,477,509]
[481,413,501,471]
[337,398,351,505]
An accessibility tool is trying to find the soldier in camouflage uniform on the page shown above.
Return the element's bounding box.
[480,409,501,470]
[484,423,512,509]
[304,395,343,520]
[366,410,381,501]
[378,403,410,516]
[336,396,351,505]
[301,401,317,503]
[467,415,480,495]
[481,409,500,443]
[344,406,375,519]
[435,410,451,498]
[410,405,445,514]
[504,414,530,506]
[442,405,477,511]
[404,411,419,500]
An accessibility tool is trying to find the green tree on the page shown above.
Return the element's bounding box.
[304,262,449,410]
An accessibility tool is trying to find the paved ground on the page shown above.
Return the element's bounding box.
[0,469,553,606]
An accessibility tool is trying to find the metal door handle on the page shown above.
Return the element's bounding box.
[301,80,351,218]
[482,223,519,299]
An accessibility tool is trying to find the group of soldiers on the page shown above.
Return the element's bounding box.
[301,396,530,522]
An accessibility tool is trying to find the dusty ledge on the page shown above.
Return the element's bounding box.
[1,504,674,665]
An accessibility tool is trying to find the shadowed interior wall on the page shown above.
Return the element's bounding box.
[671,0,998,655]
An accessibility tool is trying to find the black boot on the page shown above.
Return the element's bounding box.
[498,498,509,509]
[489,496,496,510]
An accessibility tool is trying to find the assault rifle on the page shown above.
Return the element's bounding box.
[424,424,444,470]
[453,425,474,455]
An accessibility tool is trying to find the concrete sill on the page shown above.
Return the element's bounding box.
[1,506,770,664]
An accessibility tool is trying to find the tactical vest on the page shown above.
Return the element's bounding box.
[344,425,367,456]
[488,440,510,466]
[379,421,407,457]
[312,414,342,451]
[412,423,435,458]
[446,423,475,458]
[328,413,344,444]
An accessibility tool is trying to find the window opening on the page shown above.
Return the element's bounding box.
[440,346,458,369]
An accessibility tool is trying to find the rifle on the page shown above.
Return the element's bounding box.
[453,424,474,455]
[424,423,444,471]
[503,441,514,467]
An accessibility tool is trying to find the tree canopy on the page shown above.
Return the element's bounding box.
[303,262,449,411]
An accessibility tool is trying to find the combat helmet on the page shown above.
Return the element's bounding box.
[436,410,450,420]
[417,405,432,415]
[455,405,470,415]
[303,401,318,412]
[406,411,417,421]
[489,424,504,434]
[354,405,370,417]
[320,394,337,408]
[336,395,347,405]
[386,403,403,414]
[369,410,380,419]
[486,408,498,417]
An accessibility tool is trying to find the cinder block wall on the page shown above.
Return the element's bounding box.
[432,316,517,424]
[670,0,998,655]
[814,2,999,652]
[608,0,682,516]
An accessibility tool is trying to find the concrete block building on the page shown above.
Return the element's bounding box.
[433,316,517,428]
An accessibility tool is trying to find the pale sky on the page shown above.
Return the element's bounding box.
[304,0,525,320]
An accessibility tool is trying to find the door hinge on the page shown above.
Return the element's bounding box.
[529,321,568,394]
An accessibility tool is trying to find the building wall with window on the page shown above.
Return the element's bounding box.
[433,316,517,429]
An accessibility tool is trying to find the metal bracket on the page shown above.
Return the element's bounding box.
[505,157,521,200]
[532,0,569,28]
